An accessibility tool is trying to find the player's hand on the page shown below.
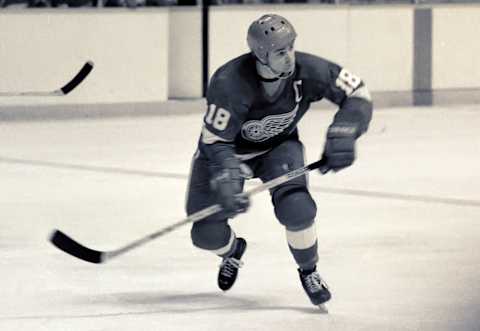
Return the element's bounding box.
[210,165,251,218]
[321,122,359,172]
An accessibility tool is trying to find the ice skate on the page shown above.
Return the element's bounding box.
[298,266,331,309]
[217,238,247,291]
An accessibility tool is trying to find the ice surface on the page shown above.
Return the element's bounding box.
[1,104,479,331]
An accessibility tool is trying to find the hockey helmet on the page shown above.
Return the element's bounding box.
[247,14,297,64]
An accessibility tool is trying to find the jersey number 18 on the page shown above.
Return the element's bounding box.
[335,68,361,96]
[205,104,231,131]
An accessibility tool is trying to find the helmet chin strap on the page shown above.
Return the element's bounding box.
[269,65,294,80]
[256,58,294,82]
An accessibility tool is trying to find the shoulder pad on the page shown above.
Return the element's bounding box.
[295,51,341,83]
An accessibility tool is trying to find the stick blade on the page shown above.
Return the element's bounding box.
[60,61,94,95]
[49,229,103,264]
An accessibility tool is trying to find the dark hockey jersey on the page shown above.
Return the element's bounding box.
[199,51,370,160]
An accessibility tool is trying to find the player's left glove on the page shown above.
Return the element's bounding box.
[322,122,360,172]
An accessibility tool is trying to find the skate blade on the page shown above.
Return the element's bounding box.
[317,303,329,313]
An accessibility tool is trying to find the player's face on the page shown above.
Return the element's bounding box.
[267,42,295,77]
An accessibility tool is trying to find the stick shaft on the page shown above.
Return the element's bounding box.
[104,205,222,261]
[103,158,328,261]
[244,159,328,196]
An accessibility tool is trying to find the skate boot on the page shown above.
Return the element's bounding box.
[217,238,247,291]
[298,266,331,306]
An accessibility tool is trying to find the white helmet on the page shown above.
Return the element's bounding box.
[247,14,297,65]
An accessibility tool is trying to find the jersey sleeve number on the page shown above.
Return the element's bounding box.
[205,104,231,131]
[335,68,361,96]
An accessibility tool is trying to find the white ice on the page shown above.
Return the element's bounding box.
[0,103,479,331]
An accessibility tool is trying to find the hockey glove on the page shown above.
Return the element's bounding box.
[210,162,251,218]
[322,122,359,172]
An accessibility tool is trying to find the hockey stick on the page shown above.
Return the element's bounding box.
[49,158,330,264]
[0,61,94,97]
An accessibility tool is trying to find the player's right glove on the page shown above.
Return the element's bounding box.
[210,161,251,218]
[321,122,360,172]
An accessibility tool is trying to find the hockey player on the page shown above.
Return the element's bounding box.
[185,14,373,306]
